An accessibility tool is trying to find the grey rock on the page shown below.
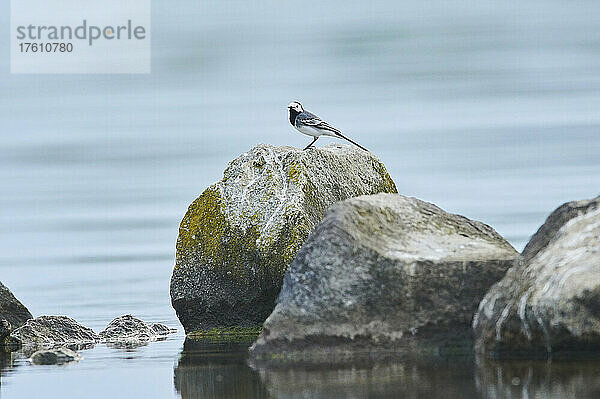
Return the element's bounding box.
[99,315,176,348]
[30,347,82,365]
[250,193,518,362]
[99,315,153,345]
[10,316,99,346]
[0,281,32,333]
[521,196,600,263]
[170,144,397,333]
[473,196,600,358]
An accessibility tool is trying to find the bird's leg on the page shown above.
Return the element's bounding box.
[303,137,318,150]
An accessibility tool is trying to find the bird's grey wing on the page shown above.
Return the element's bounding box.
[295,111,323,126]
[296,111,342,135]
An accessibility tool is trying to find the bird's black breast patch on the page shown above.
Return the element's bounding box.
[289,109,301,126]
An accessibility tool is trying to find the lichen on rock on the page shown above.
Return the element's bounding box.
[187,326,262,343]
[170,144,397,334]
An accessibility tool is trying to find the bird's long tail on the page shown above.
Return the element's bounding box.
[318,121,369,151]
[335,131,369,152]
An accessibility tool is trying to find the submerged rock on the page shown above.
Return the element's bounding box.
[100,315,153,341]
[99,315,176,348]
[250,193,518,363]
[150,322,178,336]
[10,316,99,346]
[0,281,32,336]
[170,144,397,334]
[30,347,82,365]
[473,196,600,358]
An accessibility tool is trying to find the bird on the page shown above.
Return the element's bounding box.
[287,101,368,151]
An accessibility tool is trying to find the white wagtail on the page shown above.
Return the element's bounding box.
[287,101,368,151]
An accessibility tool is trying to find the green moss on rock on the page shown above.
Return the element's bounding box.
[372,160,398,194]
[188,326,263,343]
[175,187,263,282]
[176,187,226,264]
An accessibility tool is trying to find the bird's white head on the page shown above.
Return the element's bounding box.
[287,101,303,113]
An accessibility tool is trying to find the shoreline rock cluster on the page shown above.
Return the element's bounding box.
[170,144,397,334]
[0,303,177,365]
[171,144,599,364]
[3,143,597,367]
[9,314,176,349]
[249,193,600,363]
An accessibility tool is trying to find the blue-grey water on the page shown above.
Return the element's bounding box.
[1,1,600,398]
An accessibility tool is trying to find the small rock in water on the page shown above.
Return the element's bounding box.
[150,323,177,336]
[100,315,176,348]
[100,315,153,343]
[30,347,82,365]
[10,316,99,346]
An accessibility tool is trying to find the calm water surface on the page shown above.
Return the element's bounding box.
[1,1,599,398]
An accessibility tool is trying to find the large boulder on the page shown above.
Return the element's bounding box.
[249,193,518,362]
[170,144,397,334]
[473,196,600,358]
[10,316,99,347]
[0,281,32,335]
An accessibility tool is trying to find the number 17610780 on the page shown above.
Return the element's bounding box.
[19,42,73,52]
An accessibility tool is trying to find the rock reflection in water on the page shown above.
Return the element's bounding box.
[174,340,600,399]
[174,338,273,399]
[0,348,14,371]
[255,356,479,399]
[475,356,600,399]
